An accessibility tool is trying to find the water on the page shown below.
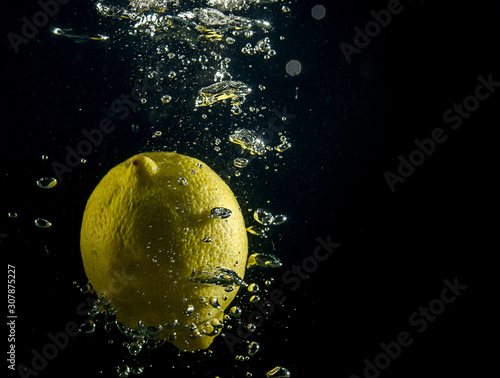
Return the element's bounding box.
[210,207,232,219]
[247,253,282,269]
[189,266,247,288]
[34,218,53,229]
[254,208,288,226]
[6,0,300,376]
[266,366,291,378]
[36,177,58,189]
[229,128,268,155]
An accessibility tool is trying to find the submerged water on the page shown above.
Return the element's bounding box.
[2,0,360,376]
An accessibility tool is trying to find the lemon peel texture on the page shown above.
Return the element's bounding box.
[80,152,248,351]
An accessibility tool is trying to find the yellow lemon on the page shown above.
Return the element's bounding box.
[80,152,248,351]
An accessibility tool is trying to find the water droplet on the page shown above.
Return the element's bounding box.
[254,208,274,226]
[138,321,163,336]
[266,366,291,378]
[247,323,256,332]
[248,341,260,356]
[184,305,195,315]
[247,253,282,269]
[7,212,18,218]
[117,365,131,378]
[131,366,145,375]
[209,297,221,308]
[202,236,214,243]
[161,94,172,103]
[272,214,288,225]
[247,283,260,293]
[34,218,52,228]
[189,267,246,288]
[140,98,147,104]
[246,226,267,238]
[211,207,232,219]
[79,320,96,334]
[249,295,260,303]
[230,306,242,318]
[125,340,143,355]
[234,157,249,168]
[41,155,49,160]
[164,319,178,328]
[77,282,92,293]
[178,177,188,186]
[36,177,57,189]
[229,128,267,155]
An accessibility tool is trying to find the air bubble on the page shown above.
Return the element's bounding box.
[234,157,249,168]
[247,283,260,293]
[178,177,188,186]
[209,297,221,308]
[211,207,232,219]
[249,295,260,303]
[254,208,274,226]
[161,94,172,103]
[266,366,291,378]
[79,320,96,334]
[246,226,267,238]
[34,218,52,228]
[230,306,242,318]
[247,253,282,269]
[36,177,57,189]
[248,341,260,356]
[117,365,131,378]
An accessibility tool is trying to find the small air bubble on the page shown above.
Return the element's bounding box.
[34,218,52,229]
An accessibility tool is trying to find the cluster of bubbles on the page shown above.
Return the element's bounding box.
[42,0,305,376]
[6,173,59,228]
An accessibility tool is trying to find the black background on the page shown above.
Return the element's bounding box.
[2,0,497,377]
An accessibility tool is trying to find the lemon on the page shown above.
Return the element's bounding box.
[80,152,248,351]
